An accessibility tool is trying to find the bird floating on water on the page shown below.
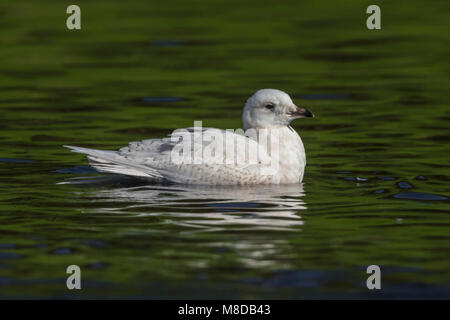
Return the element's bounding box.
[64,89,314,185]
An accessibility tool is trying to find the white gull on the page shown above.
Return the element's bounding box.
[64,89,314,185]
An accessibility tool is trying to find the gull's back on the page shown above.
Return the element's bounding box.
[65,127,279,185]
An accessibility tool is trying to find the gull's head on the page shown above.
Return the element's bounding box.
[242,89,314,130]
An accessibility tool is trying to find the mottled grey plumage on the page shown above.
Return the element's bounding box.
[64,89,314,185]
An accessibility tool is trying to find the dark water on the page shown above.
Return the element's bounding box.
[1,0,450,298]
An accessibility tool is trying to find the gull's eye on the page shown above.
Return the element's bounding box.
[265,104,275,111]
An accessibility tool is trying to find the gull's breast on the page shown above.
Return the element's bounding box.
[275,128,306,183]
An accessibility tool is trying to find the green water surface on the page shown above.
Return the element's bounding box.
[0,0,449,298]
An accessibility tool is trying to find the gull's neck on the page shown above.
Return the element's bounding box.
[246,125,302,151]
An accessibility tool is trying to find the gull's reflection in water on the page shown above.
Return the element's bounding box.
[62,175,307,270]
[64,175,307,232]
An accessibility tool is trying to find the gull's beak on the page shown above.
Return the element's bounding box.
[289,106,314,118]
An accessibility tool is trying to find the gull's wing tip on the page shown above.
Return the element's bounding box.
[63,145,80,152]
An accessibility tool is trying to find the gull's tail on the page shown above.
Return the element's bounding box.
[63,145,163,179]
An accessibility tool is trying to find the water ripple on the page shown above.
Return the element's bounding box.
[393,192,448,201]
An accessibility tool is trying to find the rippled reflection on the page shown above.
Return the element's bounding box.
[65,176,307,231]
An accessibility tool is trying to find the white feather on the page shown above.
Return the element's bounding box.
[63,89,311,185]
